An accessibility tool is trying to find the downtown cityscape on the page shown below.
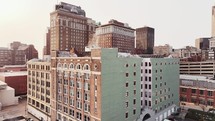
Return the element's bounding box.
[0,1,215,121]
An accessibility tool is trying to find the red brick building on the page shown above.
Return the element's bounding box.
[180,75,215,107]
[95,19,135,53]
[0,71,27,96]
[0,65,27,72]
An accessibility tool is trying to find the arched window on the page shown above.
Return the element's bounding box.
[76,63,82,70]
[69,63,74,70]
[63,63,68,69]
[57,63,62,69]
[83,64,90,70]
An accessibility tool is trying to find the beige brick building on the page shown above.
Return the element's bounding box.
[27,59,51,121]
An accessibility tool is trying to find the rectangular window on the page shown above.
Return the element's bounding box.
[133,109,136,115]
[133,72,136,76]
[125,112,128,118]
[126,82,129,87]
[133,99,136,105]
[134,81,136,86]
[192,89,196,94]
[208,91,213,96]
[199,90,204,95]
[126,102,128,108]
[126,73,129,77]
[181,88,187,92]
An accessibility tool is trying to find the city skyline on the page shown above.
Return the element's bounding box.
[0,0,214,57]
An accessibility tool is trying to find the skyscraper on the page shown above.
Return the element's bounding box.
[95,19,135,53]
[136,27,154,54]
[50,2,88,55]
[212,6,215,37]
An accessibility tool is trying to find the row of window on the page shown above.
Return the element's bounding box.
[28,98,50,114]
[181,88,214,96]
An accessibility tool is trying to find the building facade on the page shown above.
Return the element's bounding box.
[50,2,88,55]
[27,59,51,121]
[153,44,172,56]
[195,38,210,50]
[95,19,135,53]
[212,6,215,37]
[0,47,12,67]
[0,81,18,108]
[0,71,27,96]
[180,61,215,76]
[138,58,179,121]
[50,48,141,121]
[136,27,154,54]
[180,75,215,108]
[0,42,38,67]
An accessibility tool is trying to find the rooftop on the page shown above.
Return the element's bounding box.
[2,65,26,68]
[0,71,27,77]
[180,74,215,82]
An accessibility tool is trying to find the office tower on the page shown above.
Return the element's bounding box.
[27,59,51,120]
[212,6,215,37]
[136,27,154,54]
[45,28,51,55]
[50,2,88,55]
[95,19,135,53]
[195,38,210,50]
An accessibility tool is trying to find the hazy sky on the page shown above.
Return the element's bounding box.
[0,0,215,57]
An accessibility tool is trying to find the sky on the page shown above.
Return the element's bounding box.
[0,0,215,58]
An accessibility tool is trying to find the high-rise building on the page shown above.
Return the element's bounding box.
[195,37,210,50]
[136,27,154,54]
[45,28,51,55]
[50,2,88,55]
[212,6,215,37]
[95,19,135,53]
[27,59,51,120]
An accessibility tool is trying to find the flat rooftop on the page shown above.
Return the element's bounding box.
[180,74,215,83]
[0,71,27,77]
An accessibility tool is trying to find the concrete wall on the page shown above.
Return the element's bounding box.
[0,86,18,107]
[101,48,141,121]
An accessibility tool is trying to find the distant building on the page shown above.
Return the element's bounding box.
[180,75,215,109]
[44,28,50,55]
[0,65,27,72]
[0,47,12,67]
[0,81,18,108]
[173,46,201,58]
[212,6,215,37]
[50,2,89,55]
[0,71,27,96]
[136,27,154,54]
[13,44,38,65]
[0,41,38,67]
[153,44,172,56]
[27,59,51,121]
[180,61,215,76]
[195,38,210,50]
[95,19,135,53]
